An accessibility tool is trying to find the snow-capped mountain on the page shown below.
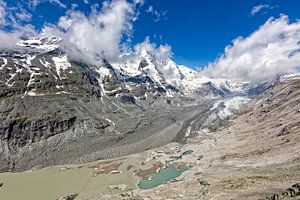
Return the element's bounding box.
[110,44,248,99]
[0,36,249,101]
[16,37,62,52]
[0,36,288,172]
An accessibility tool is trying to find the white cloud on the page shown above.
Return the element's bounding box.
[0,27,35,50]
[29,0,67,9]
[132,37,178,79]
[28,0,40,8]
[134,36,172,61]
[0,1,21,50]
[15,9,32,22]
[201,15,300,82]
[133,0,144,6]
[145,5,167,22]
[42,0,138,65]
[83,0,89,4]
[146,5,154,13]
[0,0,6,26]
[250,4,276,16]
[0,31,22,50]
[0,0,147,60]
[50,0,67,9]
[0,1,33,28]
[0,0,37,50]
[0,4,34,30]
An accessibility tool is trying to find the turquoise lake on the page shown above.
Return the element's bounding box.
[137,165,188,190]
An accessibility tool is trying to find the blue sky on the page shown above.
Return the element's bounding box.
[132,0,300,69]
[2,0,300,71]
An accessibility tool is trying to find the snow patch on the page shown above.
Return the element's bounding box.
[5,73,17,87]
[17,37,61,52]
[55,91,70,94]
[27,72,41,87]
[39,59,52,69]
[5,68,22,87]
[104,118,116,126]
[52,55,71,79]
[0,58,7,70]
[25,55,36,66]
[185,126,192,137]
[56,85,64,89]
[25,90,46,96]
[281,73,300,81]
[98,67,112,77]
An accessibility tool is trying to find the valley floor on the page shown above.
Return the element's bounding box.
[0,95,300,200]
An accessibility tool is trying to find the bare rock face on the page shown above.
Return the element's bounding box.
[0,115,77,150]
[260,183,300,200]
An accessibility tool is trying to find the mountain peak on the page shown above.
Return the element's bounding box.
[17,36,62,52]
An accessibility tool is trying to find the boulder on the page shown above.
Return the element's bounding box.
[57,194,78,200]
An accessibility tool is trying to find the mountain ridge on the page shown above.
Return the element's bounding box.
[0,36,293,172]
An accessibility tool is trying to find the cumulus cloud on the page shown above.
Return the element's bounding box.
[0,31,23,50]
[0,1,35,50]
[40,0,143,65]
[201,15,300,82]
[0,2,22,49]
[134,37,172,61]
[0,0,147,62]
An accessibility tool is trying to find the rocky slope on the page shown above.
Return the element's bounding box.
[0,37,249,172]
[0,74,298,200]
[0,37,299,199]
[109,73,300,200]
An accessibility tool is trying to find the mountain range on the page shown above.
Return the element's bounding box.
[0,36,299,200]
[0,36,279,172]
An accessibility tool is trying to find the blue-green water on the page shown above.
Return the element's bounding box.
[137,165,188,190]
